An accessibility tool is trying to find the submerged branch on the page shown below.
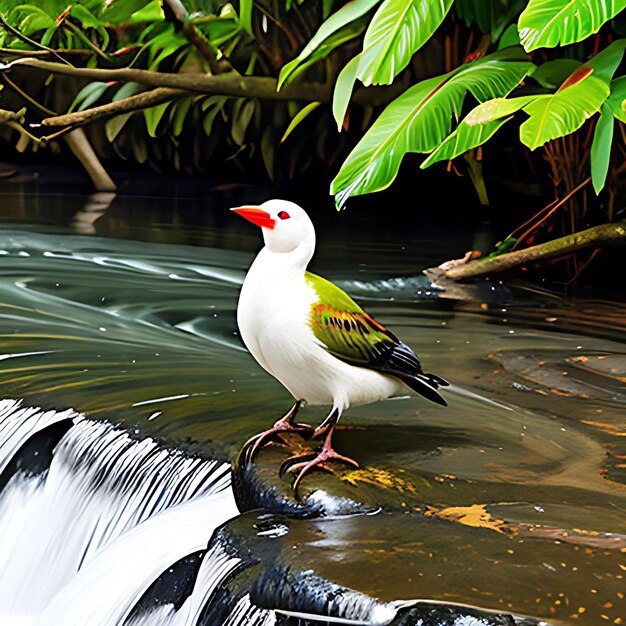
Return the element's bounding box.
[426,221,626,282]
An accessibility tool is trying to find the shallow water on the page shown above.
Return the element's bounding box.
[0,184,625,625]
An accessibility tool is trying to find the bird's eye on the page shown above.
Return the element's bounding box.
[277,211,291,220]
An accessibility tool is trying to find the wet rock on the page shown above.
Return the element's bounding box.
[198,511,546,626]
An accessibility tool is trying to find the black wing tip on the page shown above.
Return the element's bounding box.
[404,372,449,406]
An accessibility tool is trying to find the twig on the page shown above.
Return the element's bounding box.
[0,106,26,123]
[1,73,56,115]
[511,176,591,250]
[0,14,71,65]
[162,0,220,74]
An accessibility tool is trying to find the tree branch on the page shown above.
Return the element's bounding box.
[41,87,188,127]
[163,0,220,74]
[6,58,331,102]
[5,57,405,107]
[425,221,626,282]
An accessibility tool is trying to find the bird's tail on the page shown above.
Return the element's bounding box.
[404,371,449,406]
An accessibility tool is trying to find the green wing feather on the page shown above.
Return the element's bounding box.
[305,271,397,365]
[305,272,449,406]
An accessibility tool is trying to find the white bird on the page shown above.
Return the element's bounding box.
[232,199,448,492]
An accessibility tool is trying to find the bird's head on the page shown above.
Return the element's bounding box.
[231,199,315,254]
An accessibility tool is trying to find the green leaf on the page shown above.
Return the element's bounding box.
[40,20,61,47]
[332,54,362,130]
[239,0,253,34]
[103,0,159,25]
[518,0,626,52]
[70,81,108,112]
[520,69,610,149]
[261,127,275,180]
[70,5,109,50]
[277,0,380,89]
[331,52,534,206]
[105,113,133,142]
[590,104,614,194]
[456,0,526,42]
[282,23,367,88]
[421,96,536,167]
[606,75,626,121]
[231,99,255,145]
[113,82,144,102]
[357,0,454,86]
[498,24,521,49]
[585,39,626,82]
[202,97,227,135]
[532,59,582,88]
[170,96,195,137]
[281,102,321,143]
[143,101,170,137]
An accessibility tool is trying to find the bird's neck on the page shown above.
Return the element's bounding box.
[253,242,313,279]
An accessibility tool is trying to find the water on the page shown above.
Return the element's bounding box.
[0,183,625,625]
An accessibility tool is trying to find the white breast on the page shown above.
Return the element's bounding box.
[237,249,405,410]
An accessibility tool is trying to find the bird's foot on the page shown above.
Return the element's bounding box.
[281,445,359,497]
[240,415,313,466]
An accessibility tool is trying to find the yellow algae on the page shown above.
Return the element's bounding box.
[425,504,514,536]
[341,466,419,494]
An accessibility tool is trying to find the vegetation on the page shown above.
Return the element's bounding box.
[0,0,625,279]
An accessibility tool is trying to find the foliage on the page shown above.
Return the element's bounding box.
[0,0,343,179]
[0,0,625,231]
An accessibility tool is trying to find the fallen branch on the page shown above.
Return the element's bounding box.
[425,221,626,282]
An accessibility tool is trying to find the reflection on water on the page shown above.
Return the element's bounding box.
[0,188,625,625]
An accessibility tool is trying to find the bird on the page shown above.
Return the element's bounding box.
[232,199,448,493]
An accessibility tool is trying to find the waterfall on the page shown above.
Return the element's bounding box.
[0,399,524,626]
[0,399,236,626]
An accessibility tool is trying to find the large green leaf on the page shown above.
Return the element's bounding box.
[606,75,626,121]
[532,59,582,88]
[357,0,454,86]
[331,51,534,206]
[332,54,362,130]
[518,0,626,52]
[421,96,536,167]
[281,23,368,90]
[520,69,610,149]
[278,0,380,89]
[590,104,614,194]
[585,39,626,81]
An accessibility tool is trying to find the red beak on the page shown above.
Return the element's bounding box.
[231,206,276,230]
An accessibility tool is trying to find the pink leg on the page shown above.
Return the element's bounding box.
[282,410,359,497]
[240,400,312,465]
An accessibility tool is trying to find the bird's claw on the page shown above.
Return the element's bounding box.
[281,446,359,497]
[240,420,313,466]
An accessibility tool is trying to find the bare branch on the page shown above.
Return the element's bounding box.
[6,58,331,102]
[41,87,188,127]
[163,0,220,73]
